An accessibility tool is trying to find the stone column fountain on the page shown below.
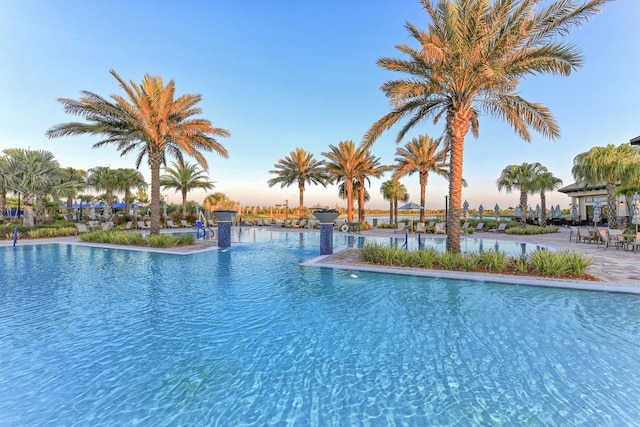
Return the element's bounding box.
[211,210,237,249]
[311,210,340,255]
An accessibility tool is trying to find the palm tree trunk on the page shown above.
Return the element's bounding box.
[0,192,5,222]
[66,195,73,221]
[540,191,547,226]
[520,191,527,226]
[446,110,470,253]
[298,183,304,220]
[393,198,398,225]
[389,199,393,224]
[607,180,617,228]
[149,149,163,235]
[181,188,188,217]
[23,192,34,227]
[35,194,44,224]
[346,180,354,223]
[420,172,428,223]
[358,178,366,224]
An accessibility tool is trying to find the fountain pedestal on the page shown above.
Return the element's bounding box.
[211,211,237,249]
[312,210,341,255]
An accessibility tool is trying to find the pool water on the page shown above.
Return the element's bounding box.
[1,232,639,425]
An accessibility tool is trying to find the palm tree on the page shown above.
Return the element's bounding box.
[362,0,607,253]
[572,144,640,229]
[204,192,235,213]
[338,179,370,222]
[534,171,563,226]
[354,146,387,224]
[322,141,360,223]
[47,69,230,235]
[87,166,120,218]
[496,162,547,226]
[0,155,13,222]
[3,148,63,227]
[393,135,448,223]
[380,179,409,226]
[117,168,147,214]
[161,160,214,217]
[60,167,86,221]
[267,148,329,219]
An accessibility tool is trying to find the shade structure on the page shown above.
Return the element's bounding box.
[478,204,484,219]
[592,198,602,225]
[463,200,469,219]
[399,202,423,211]
[494,203,500,219]
[632,193,640,232]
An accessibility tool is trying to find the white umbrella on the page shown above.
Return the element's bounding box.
[478,204,484,219]
[535,204,541,220]
[90,201,96,220]
[463,200,469,219]
[494,203,500,220]
[555,204,561,218]
[592,198,602,226]
[571,202,579,221]
[631,193,640,232]
[528,207,533,218]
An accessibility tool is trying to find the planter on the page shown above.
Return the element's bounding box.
[211,210,237,222]
[312,210,340,224]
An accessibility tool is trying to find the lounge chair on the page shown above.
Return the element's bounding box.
[166,220,178,228]
[137,221,150,230]
[416,222,426,233]
[474,223,485,232]
[289,219,299,228]
[427,222,435,227]
[625,232,640,252]
[569,226,579,242]
[75,223,89,235]
[394,222,406,233]
[577,228,597,244]
[180,220,190,228]
[461,222,470,234]
[257,219,265,226]
[101,222,113,231]
[597,229,623,250]
[489,223,507,233]
[434,222,446,234]
[298,219,307,228]
[124,221,133,231]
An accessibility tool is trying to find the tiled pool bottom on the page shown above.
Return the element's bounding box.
[1,239,640,425]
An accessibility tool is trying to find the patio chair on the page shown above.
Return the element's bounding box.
[434,222,446,234]
[626,232,640,252]
[75,223,89,235]
[474,222,485,232]
[427,222,435,227]
[137,221,149,230]
[489,223,507,233]
[166,220,178,228]
[124,221,133,231]
[394,222,406,233]
[569,226,579,242]
[461,222,470,234]
[577,228,597,244]
[596,230,623,250]
[101,222,113,231]
[416,222,426,233]
[298,219,307,228]
[180,220,190,228]
[256,219,265,226]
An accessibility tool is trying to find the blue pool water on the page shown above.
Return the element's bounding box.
[1,232,640,425]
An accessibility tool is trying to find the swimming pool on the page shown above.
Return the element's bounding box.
[2,233,639,425]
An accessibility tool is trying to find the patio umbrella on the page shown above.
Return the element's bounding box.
[528,207,533,218]
[90,202,96,220]
[478,204,484,219]
[555,204,561,218]
[592,198,602,226]
[494,203,500,220]
[515,206,521,218]
[463,200,469,219]
[535,204,541,220]
[632,193,640,232]
[163,201,168,218]
[571,202,579,221]
[400,201,422,225]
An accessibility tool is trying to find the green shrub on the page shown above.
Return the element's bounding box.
[480,250,508,272]
[437,252,461,270]
[458,253,481,271]
[506,225,559,235]
[414,248,438,268]
[529,250,569,276]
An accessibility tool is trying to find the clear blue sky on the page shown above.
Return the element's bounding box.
[1,0,638,211]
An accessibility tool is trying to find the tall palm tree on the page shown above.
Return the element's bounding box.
[4,148,63,227]
[380,179,409,225]
[362,0,607,253]
[267,148,329,219]
[47,69,230,235]
[60,167,86,221]
[355,146,387,224]
[204,192,235,213]
[572,144,640,229]
[393,135,448,223]
[534,171,563,226]
[338,179,370,222]
[322,141,360,223]
[87,166,120,218]
[496,162,547,226]
[117,168,147,214]
[161,160,214,217]
[0,155,13,222]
